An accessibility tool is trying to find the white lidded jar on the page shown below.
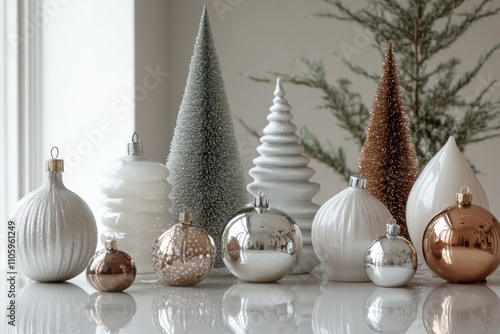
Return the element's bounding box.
[101,133,171,281]
[312,175,390,282]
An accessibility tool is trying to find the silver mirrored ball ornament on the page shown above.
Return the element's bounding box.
[221,191,302,282]
[364,218,417,287]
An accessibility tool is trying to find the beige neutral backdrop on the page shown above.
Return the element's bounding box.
[163,0,500,216]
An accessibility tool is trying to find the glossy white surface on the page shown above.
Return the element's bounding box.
[10,264,500,333]
[406,136,489,261]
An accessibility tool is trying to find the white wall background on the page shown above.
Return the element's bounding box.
[165,0,500,217]
[41,0,134,237]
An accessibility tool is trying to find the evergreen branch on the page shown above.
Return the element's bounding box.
[315,0,409,44]
[242,73,274,83]
[339,57,380,82]
[426,1,500,58]
[234,115,261,139]
[379,0,410,22]
[422,58,461,83]
[243,0,500,176]
[244,57,370,147]
[299,126,354,181]
[466,132,500,144]
[447,43,500,99]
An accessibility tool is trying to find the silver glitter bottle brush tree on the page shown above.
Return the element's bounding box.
[13,147,98,282]
[166,6,247,268]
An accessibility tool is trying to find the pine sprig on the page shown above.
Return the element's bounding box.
[242,0,500,176]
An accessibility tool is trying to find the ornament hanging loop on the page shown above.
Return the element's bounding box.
[50,146,59,159]
[127,132,143,155]
[46,146,64,172]
[456,185,473,208]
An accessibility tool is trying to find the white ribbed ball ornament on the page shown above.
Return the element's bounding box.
[312,175,391,282]
[13,147,98,282]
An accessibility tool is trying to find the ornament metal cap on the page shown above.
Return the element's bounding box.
[179,211,193,225]
[127,132,144,156]
[45,146,64,172]
[254,191,269,214]
[349,175,367,189]
[104,232,119,251]
[386,217,400,236]
[456,185,473,207]
[105,239,118,251]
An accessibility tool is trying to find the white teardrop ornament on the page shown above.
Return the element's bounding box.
[406,136,489,261]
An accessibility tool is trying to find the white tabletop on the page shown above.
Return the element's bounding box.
[8,265,500,333]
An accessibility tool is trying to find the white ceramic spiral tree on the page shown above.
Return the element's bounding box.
[248,78,321,274]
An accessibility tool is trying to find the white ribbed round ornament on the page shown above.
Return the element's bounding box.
[13,147,98,282]
[312,176,391,282]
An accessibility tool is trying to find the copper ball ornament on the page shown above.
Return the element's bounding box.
[423,186,500,283]
[86,238,137,292]
[152,212,216,286]
[221,191,302,283]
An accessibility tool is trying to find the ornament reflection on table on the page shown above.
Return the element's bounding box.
[364,218,417,287]
[152,212,216,286]
[13,147,97,282]
[312,175,391,282]
[221,191,302,283]
[364,287,419,333]
[221,283,300,333]
[86,235,137,292]
[423,186,500,283]
[87,292,137,333]
[18,282,95,334]
[313,282,377,333]
[423,283,500,334]
[101,132,170,281]
[152,287,214,333]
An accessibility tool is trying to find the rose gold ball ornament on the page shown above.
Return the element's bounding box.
[423,186,500,283]
[152,212,216,286]
[86,237,137,292]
